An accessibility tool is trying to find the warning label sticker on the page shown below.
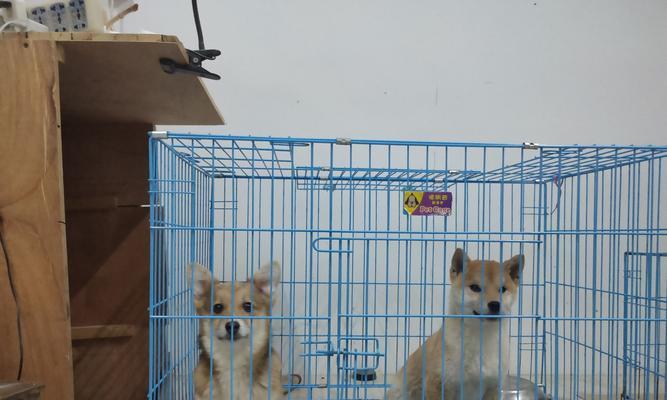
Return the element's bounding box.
[403,191,452,216]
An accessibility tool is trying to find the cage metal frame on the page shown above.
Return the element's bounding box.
[148,132,666,400]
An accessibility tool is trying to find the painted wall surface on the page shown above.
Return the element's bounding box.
[124,1,666,145]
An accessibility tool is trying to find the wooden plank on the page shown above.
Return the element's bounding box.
[65,196,119,211]
[63,123,151,400]
[58,39,221,125]
[0,32,178,43]
[0,33,221,125]
[71,325,138,341]
[0,36,74,400]
[0,382,44,400]
[65,194,147,211]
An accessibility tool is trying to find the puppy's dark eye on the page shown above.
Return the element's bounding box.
[500,286,507,293]
[469,284,482,293]
[213,303,223,314]
[242,302,253,313]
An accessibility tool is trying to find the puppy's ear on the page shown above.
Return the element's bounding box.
[450,248,470,281]
[188,262,212,299]
[504,254,525,284]
[253,261,281,296]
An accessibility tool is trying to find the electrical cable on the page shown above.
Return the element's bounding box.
[191,0,205,51]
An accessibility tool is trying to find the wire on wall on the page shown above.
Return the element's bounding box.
[191,0,205,51]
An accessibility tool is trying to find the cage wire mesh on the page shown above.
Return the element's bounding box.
[148,132,666,400]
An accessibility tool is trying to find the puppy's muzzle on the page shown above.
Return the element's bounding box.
[225,321,240,337]
[473,301,502,320]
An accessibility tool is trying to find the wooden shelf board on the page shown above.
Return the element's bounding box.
[0,382,44,399]
[71,324,138,341]
[1,32,224,125]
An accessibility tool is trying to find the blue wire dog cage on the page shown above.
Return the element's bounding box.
[148,132,666,400]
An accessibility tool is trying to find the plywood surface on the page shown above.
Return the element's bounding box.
[0,36,74,400]
[0,32,224,126]
[63,123,151,400]
[71,324,138,340]
[0,382,44,399]
[0,31,179,43]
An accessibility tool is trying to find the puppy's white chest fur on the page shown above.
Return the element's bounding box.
[197,339,279,400]
[388,319,510,400]
[198,371,257,400]
[441,319,508,398]
[198,344,252,400]
[199,373,250,400]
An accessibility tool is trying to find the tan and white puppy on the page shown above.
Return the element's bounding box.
[189,261,283,400]
[388,248,524,400]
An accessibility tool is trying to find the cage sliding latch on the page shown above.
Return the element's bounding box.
[160,49,221,81]
[336,138,352,145]
[523,142,540,150]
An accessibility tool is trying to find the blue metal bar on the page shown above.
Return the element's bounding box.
[159,132,667,150]
[149,225,667,235]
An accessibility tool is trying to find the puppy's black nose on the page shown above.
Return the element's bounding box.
[488,301,500,314]
[225,321,240,336]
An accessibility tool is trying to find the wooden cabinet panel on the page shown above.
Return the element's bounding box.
[0,36,74,400]
[62,124,151,400]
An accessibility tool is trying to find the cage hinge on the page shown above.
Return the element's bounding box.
[336,138,352,145]
[149,131,169,139]
[523,142,540,150]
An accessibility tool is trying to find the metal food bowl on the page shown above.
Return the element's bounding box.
[501,376,548,400]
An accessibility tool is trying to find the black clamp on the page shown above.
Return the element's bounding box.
[160,48,221,80]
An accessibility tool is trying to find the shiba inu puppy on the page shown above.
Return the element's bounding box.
[388,248,524,400]
[189,261,283,400]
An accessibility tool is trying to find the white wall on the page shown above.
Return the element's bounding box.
[123,0,666,145]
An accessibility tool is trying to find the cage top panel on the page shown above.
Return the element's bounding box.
[153,132,667,186]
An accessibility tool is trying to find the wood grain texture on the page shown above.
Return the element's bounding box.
[58,40,223,125]
[0,32,223,125]
[0,32,179,43]
[0,35,74,400]
[67,41,221,124]
[71,325,138,341]
[63,123,151,400]
[0,382,44,399]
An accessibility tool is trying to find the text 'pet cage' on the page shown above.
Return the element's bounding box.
[148,132,666,399]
